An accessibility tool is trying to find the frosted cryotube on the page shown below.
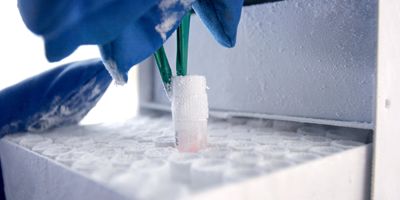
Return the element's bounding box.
[252,135,281,145]
[172,75,208,152]
[42,146,71,158]
[228,141,258,151]
[32,143,61,153]
[19,134,47,149]
[55,151,87,166]
[191,158,228,190]
[72,155,110,174]
[169,153,201,184]
[200,147,231,159]
[228,152,263,168]
[155,136,176,148]
[256,145,288,159]
[4,133,25,143]
[144,147,177,159]
[111,154,143,169]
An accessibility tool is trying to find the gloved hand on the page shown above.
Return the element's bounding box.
[0,59,111,137]
[18,0,244,84]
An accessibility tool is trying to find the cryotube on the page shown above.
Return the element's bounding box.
[71,154,108,173]
[255,145,288,159]
[252,135,281,145]
[92,148,123,159]
[32,143,63,154]
[128,159,170,183]
[155,136,176,148]
[200,147,231,159]
[111,154,143,170]
[124,143,153,155]
[61,137,95,147]
[228,152,263,168]
[136,131,164,143]
[169,153,201,184]
[73,143,98,153]
[4,133,25,143]
[191,158,228,190]
[171,75,208,152]
[283,140,312,152]
[42,146,71,158]
[228,141,258,152]
[110,172,187,200]
[108,139,140,148]
[19,134,47,149]
[55,151,87,166]
[144,147,178,160]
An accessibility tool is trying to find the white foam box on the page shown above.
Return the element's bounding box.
[0,123,372,200]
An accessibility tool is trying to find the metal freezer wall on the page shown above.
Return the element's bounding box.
[142,0,377,128]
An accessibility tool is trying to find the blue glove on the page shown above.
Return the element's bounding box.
[193,0,244,48]
[18,0,244,84]
[99,2,195,84]
[0,59,111,137]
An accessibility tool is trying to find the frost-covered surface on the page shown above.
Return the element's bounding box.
[156,0,377,125]
[4,115,369,200]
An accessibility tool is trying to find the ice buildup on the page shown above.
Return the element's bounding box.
[171,75,208,152]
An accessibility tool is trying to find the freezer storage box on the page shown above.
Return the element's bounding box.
[0,116,371,200]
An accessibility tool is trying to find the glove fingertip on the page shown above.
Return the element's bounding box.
[193,0,242,48]
[44,40,77,63]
